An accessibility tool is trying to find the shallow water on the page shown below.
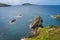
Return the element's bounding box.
[0,5,60,40]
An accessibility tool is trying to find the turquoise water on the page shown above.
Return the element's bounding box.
[0,5,60,40]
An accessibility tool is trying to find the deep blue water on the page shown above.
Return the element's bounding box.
[0,5,60,40]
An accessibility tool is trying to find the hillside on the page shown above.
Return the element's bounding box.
[22,3,33,6]
[0,3,11,7]
[25,26,60,40]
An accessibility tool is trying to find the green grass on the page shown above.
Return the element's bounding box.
[26,26,60,40]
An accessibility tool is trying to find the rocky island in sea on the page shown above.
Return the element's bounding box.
[21,16,60,40]
[55,14,60,19]
[0,3,11,7]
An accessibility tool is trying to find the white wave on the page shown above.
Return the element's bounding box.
[29,24,32,28]
[14,15,23,18]
[50,15,56,18]
[9,21,16,24]
[21,38,26,40]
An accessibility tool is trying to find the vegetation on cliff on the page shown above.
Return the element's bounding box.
[26,26,60,40]
[30,16,43,29]
[0,3,11,7]
[21,16,60,40]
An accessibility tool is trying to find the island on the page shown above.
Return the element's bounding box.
[0,3,11,7]
[21,16,60,40]
[22,3,33,6]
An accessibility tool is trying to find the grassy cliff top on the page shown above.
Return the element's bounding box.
[26,26,60,40]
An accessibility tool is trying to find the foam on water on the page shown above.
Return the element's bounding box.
[14,15,23,18]
[9,21,16,24]
[50,15,56,18]
[29,24,32,28]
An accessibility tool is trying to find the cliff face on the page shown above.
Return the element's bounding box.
[21,16,60,40]
[30,16,43,29]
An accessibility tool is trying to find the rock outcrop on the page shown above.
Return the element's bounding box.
[21,16,43,40]
[11,19,16,23]
[28,16,43,37]
[30,16,43,29]
[55,14,60,19]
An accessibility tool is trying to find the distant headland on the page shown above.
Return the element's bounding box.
[22,3,33,6]
[0,3,11,7]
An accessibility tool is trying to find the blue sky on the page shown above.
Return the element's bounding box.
[0,0,60,5]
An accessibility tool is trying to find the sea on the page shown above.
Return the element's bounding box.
[0,5,60,40]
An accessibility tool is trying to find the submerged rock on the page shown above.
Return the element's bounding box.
[11,19,16,23]
[30,16,43,29]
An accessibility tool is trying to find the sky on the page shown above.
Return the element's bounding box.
[0,0,60,5]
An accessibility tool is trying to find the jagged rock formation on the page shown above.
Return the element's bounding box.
[30,16,43,29]
[55,14,60,19]
[21,16,60,40]
[28,16,43,37]
[21,16,43,40]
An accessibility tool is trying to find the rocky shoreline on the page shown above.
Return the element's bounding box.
[21,15,60,40]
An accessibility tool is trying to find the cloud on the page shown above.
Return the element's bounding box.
[0,0,60,5]
[0,0,20,5]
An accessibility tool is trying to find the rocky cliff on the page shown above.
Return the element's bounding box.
[21,16,60,40]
